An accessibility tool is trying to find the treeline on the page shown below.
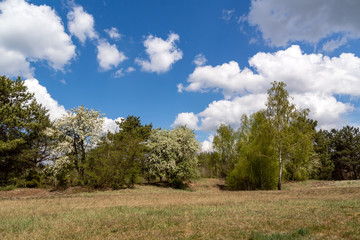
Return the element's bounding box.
[1,76,359,191]
[0,76,199,189]
[199,82,360,190]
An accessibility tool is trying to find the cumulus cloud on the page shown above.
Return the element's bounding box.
[248,0,360,50]
[193,53,207,66]
[180,61,265,99]
[67,5,97,43]
[135,33,183,74]
[292,93,354,129]
[97,40,127,71]
[0,0,75,76]
[201,135,214,152]
[176,45,360,131]
[171,112,199,130]
[102,117,123,133]
[24,78,66,121]
[24,78,123,133]
[104,27,122,40]
[198,94,267,131]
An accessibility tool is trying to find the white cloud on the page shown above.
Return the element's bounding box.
[248,45,360,96]
[171,112,199,130]
[177,45,360,131]
[248,0,360,50]
[135,33,183,74]
[24,78,123,133]
[222,9,235,22]
[0,0,75,76]
[97,40,127,71]
[126,66,136,73]
[67,5,97,43]
[292,93,354,130]
[0,47,33,78]
[182,45,360,97]
[193,53,207,66]
[102,117,123,133]
[322,37,348,52]
[60,79,67,85]
[114,68,124,78]
[104,27,122,40]
[201,135,214,152]
[24,78,66,121]
[198,94,267,131]
[181,61,266,99]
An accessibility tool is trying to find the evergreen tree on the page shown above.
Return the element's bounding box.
[0,76,51,185]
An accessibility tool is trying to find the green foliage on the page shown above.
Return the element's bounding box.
[85,116,152,189]
[312,130,334,180]
[145,126,200,188]
[265,81,316,189]
[0,76,52,186]
[250,228,309,240]
[47,106,104,186]
[227,82,316,190]
[213,124,238,177]
[283,110,318,181]
[198,152,220,178]
[330,126,360,180]
[227,112,278,190]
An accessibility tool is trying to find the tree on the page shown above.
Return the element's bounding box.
[85,116,152,189]
[145,126,200,188]
[266,81,316,190]
[47,106,104,185]
[0,76,51,185]
[213,124,238,177]
[312,130,334,180]
[227,112,278,190]
[330,126,360,180]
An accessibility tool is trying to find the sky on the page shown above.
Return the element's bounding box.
[1,0,360,151]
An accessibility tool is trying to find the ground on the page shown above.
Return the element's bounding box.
[0,179,359,239]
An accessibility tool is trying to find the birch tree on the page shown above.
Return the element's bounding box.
[266,81,315,190]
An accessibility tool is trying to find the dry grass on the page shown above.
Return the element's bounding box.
[0,179,359,240]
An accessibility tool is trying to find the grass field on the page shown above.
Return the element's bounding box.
[0,179,359,240]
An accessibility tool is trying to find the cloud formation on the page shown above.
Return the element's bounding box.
[67,5,97,44]
[172,112,199,130]
[25,78,123,133]
[135,33,183,74]
[193,53,207,66]
[24,78,67,121]
[97,40,127,71]
[0,0,75,77]
[248,0,360,51]
[105,27,122,40]
[176,45,360,131]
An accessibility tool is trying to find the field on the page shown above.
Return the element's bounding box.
[0,179,359,240]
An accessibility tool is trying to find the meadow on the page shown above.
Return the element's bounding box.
[0,179,359,240]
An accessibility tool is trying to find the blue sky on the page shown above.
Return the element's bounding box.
[1,0,360,151]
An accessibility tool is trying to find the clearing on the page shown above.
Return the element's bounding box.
[0,179,359,239]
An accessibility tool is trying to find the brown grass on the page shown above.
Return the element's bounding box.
[0,179,359,240]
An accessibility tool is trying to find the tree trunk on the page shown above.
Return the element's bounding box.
[278,149,282,190]
[353,164,358,180]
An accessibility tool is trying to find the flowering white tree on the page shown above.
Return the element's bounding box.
[145,126,200,187]
[47,106,104,184]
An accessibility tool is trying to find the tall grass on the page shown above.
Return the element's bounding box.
[0,179,359,239]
